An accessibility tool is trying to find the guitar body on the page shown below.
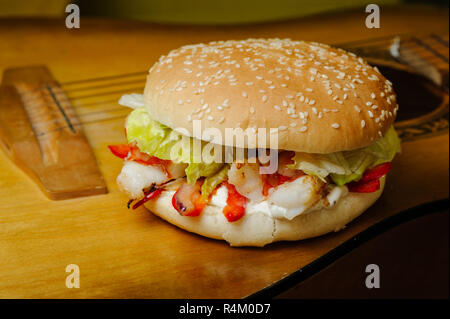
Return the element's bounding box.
[0,6,448,298]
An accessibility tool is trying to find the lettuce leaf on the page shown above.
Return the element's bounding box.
[126,108,178,160]
[290,126,401,186]
[185,162,224,184]
[126,108,401,190]
[126,108,227,194]
[288,152,351,181]
[201,165,229,198]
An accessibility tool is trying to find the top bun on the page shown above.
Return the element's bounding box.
[143,38,398,153]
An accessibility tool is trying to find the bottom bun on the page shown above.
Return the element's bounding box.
[144,177,385,247]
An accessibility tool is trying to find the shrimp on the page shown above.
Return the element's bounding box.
[267,175,325,218]
[228,162,265,202]
[117,161,187,198]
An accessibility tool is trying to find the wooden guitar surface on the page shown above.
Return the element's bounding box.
[0,6,448,298]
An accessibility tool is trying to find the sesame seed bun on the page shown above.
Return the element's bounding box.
[143,38,398,153]
[144,177,385,247]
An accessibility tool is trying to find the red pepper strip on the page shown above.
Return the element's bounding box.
[347,162,392,193]
[108,144,130,159]
[348,179,380,193]
[108,143,171,177]
[223,182,247,222]
[359,162,392,183]
[132,188,163,209]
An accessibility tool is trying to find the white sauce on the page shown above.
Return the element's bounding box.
[209,182,349,220]
[118,161,349,220]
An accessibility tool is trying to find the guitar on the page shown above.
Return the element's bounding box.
[0,8,448,298]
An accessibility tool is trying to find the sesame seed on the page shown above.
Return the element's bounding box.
[371,105,378,109]
[361,120,365,128]
[299,126,308,132]
[368,110,374,118]
[218,116,225,124]
[331,123,340,129]
[354,105,361,112]
[371,93,376,99]
[242,91,248,98]
[274,105,281,111]
[262,95,268,102]
[250,106,255,114]
[279,126,288,131]
[207,116,214,121]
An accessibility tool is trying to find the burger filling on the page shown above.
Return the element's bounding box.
[111,104,400,222]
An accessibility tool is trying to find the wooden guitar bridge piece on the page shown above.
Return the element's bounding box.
[0,66,107,200]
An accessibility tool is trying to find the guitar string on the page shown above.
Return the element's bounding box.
[59,71,148,86]
[21,34,449,137]
[33,52,447,134]
[31,47,449,133]
[22,33,448,98]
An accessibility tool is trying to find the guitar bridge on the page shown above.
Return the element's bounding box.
[0,66,107,200]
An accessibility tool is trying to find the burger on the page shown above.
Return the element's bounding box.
[109,38,401,247]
